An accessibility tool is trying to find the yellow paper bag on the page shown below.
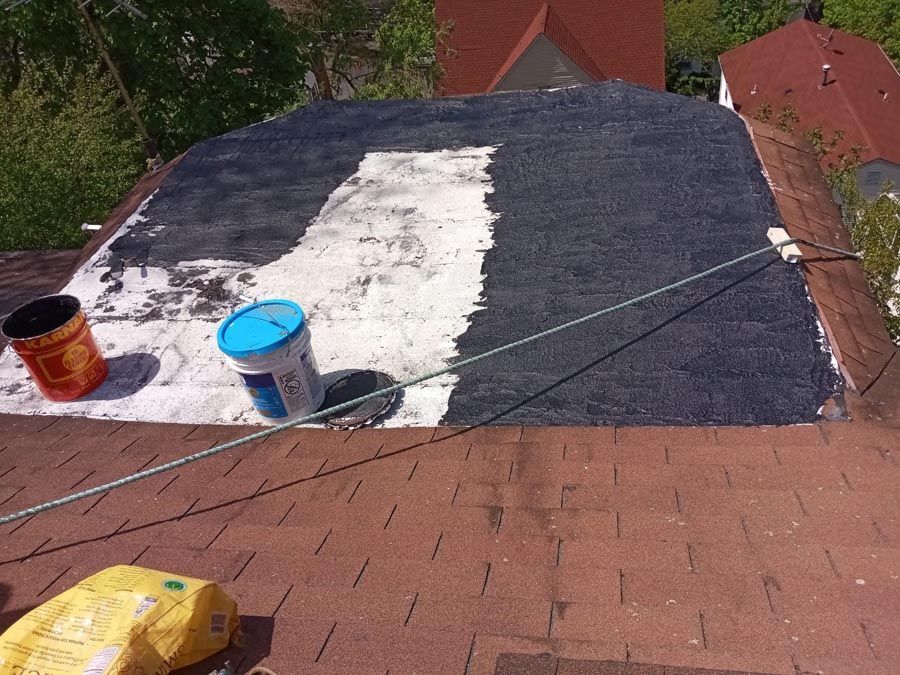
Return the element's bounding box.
[0,565,238,674]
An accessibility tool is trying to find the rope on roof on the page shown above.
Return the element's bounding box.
[0,238,859,525]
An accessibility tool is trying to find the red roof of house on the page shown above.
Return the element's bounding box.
[719,20,900,167]
[436,0,665,96]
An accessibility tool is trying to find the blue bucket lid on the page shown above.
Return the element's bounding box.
[217,299,306,358]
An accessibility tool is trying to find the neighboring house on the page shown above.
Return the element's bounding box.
[719,20,900,198]
[435,0,665,96]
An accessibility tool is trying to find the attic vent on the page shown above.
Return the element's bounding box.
[877,88,888,101]
[785,88,793,95]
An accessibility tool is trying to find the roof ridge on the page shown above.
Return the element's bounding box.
[543,4,605,80]
[485,1,551,92]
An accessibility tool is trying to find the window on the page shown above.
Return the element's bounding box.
[864,170,882,186]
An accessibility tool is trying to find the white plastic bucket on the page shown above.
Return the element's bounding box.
[217,300,325,422]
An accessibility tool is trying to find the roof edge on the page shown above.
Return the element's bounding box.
[745,117,895,392]
[52,155,184,294]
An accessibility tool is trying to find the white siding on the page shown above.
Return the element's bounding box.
[493,35,594,92]
[718,73,734,110]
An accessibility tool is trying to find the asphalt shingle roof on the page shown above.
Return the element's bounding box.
[746,119,895,392]
[720,20,900,167]
[1,411,899,674]
[1,79,899,675]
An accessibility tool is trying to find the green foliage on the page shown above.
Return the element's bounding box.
[823,0,900,63]
[804,126,843,158]
[810,126,899,343]
[751,102,800,133]
[289,0,373,100]
[718,0,794,45]
[0,0,308,250]
[775,104,798,133]
[104,0,307,157]
[752,101,773,122]
[665,0,730,66]
[802,125,865,184]
[1,0,308,158]
[0,3,88,96]
[832,173,900,342]
[0,73,143,250]
[375,0,436,67]
[354,0,450,100]
[665,58,720,98]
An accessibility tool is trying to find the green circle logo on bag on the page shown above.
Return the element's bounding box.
[162,579,186,592]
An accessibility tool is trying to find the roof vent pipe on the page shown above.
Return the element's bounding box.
[821,64,831,87]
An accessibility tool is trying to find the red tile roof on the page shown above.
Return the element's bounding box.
[0,250,81,325]
[720,20,900,167]
[436,0,665,96]
[1,411,898,673]
[746,118,897,393]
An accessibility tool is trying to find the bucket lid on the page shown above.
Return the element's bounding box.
[217,299,306,358]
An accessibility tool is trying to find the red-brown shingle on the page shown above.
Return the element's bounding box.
[2,413,899,673]
[747,118,896,393]
[721,20,900,167]
[436,0,665,96]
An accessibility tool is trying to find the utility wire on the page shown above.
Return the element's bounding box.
[0,238,859,525]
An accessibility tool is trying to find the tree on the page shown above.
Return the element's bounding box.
[283,0,373,100]
[823,0,900,64]
[804,126,865,179]
[354,0,450,100]
[0,73,143,250]
[718,0,794,45]
[0,3,90,97]
[664,0,730,98]
[0,0,309,158]
[665,0,730,66]
[283,0,450,102]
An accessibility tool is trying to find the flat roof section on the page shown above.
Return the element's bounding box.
[0,83,840,426]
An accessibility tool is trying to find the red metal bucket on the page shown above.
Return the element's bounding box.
[1,294,108,401]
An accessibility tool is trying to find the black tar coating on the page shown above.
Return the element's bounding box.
[114,82,840,426]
